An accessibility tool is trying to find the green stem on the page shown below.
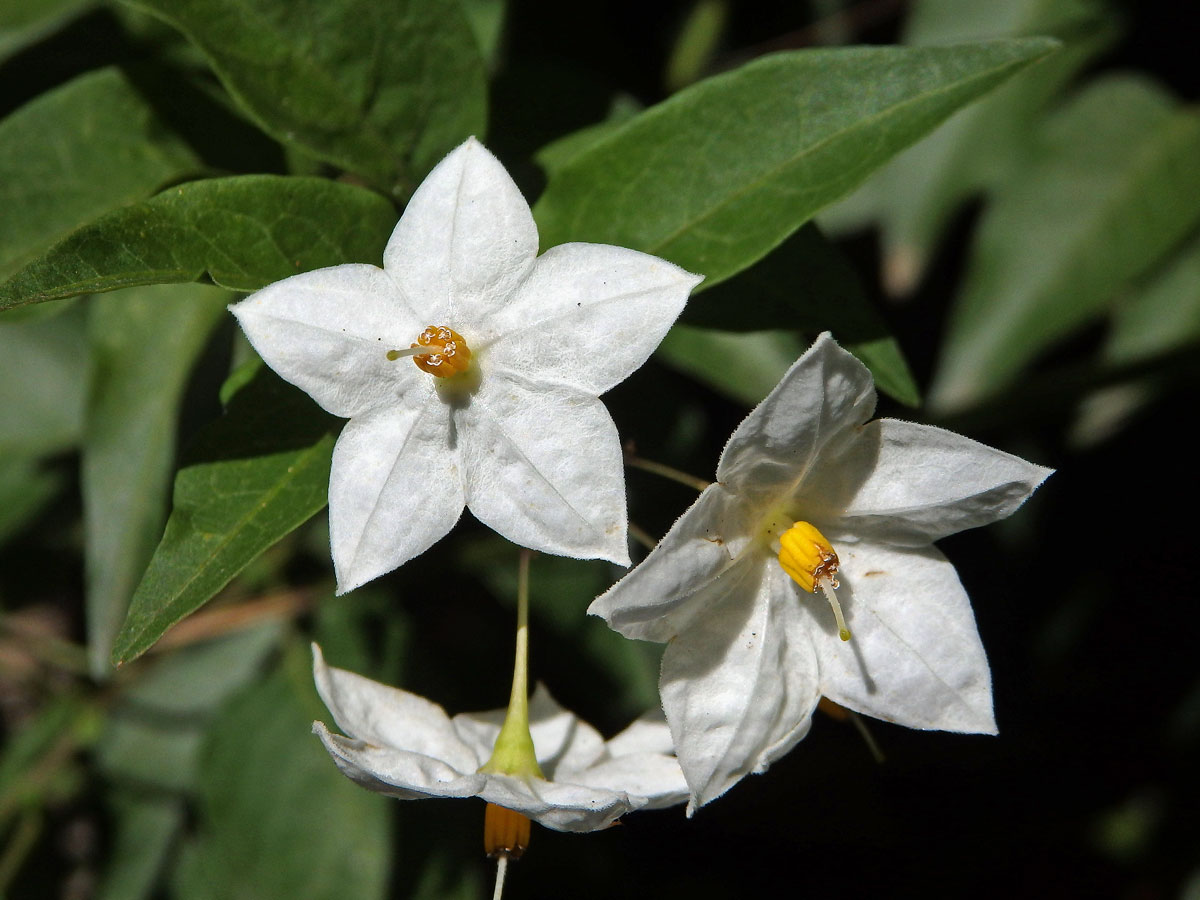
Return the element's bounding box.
[479,549,544,779]
[624,452,711,493]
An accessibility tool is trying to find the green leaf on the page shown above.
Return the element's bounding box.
[658,327,805,407]
[930,76,1200,411]
[0,0,93,63]
[533,38,1059,291]
[821,0,1119,295]
[682,224,919,405]
[173,647,390,900]
[94,795,184,900]
[111,366,336,665]
[0,175,397,311]
[83,284,228,679]
[0,457,63,546]
[96,624,283,793]
[460,0,506,72]
[0,302,87,456]
[1071,230,1200,444]
[0,67,200,282]
[1104,229,1200,365]
[123,0,487,197]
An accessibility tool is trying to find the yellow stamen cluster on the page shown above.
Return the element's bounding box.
[484,803,531,859]
[777,521,851,641]
[386,325,472,376]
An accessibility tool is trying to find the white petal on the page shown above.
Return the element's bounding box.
[383,138,538,326]
[460,375,629,564]
[567,754,689,809]
[230,264,425,418]
[484,243,700,394]
[604,709,675,756]
[312,645,481,771]
[588,485,756,642]
[816,543,996,734]
[479,773,644,833]
[313,722,486,799]
[528,685,607,774]
[329,399,465,593]
[659,561,820,811]
[716,332,876,505]
[812,418,1053,544]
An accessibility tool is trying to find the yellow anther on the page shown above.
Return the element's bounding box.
[777,521,851,641]
[386,325,472,376]
[778,521,839,593]
[484,803,531,859]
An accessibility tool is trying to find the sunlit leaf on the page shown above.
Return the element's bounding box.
[534,39,1058,291]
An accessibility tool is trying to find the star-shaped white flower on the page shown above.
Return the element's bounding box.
[231,138,700,593]
[311,645,689,832]
[589,333,1052,811]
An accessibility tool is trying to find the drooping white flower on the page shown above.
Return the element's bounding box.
[589,333,1052,811]
[231,138,700,593]
[310,645,689,832]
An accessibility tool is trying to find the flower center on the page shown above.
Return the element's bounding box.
[777,521,851,641]
[385,325,472,377]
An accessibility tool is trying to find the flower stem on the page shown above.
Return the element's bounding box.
[624,451,711,493]
[479,549,543,779]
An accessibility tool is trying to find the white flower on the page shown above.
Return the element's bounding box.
[231,138,700,593]
[310,645,689,832]
[589,333,1052,811]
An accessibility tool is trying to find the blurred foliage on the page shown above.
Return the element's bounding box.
[0,0,1197,898]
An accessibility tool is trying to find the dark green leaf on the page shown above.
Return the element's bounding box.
[682,224,919,405]
[0,457,63,546]
[0,176,397,310]
[94,794,184,900]
[1071,230,1200,444]
[173,647,390,900]
[0,0,93,63]
[930,76,1200,411]
[822,0,1119,294]
[533,39,1059,290]
[96,624,283,792]
[656,327,805,407]
[0,67,200,281]
[0,302,87,455]
[123,0,487,196]
[83,284,228,679]
[111,366,336,665]
[1104,230,1200,366]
